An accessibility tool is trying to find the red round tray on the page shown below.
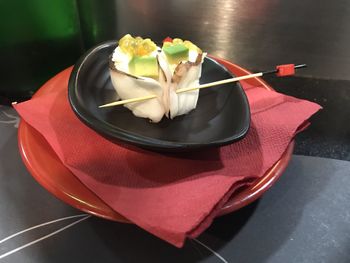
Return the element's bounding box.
[18,58,294,222]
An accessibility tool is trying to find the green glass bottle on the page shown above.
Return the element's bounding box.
[76,0,118,49]
[0,0,84,100]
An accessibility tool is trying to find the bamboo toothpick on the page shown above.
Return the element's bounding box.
[99,94,157,108]
[98,64,306,108]
[176,72,262,94]
[99,73,262,108]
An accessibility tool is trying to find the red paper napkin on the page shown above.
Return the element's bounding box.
[14,65,321,247]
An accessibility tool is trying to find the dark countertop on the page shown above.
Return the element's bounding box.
[262,75,350,161]
[0,106,349,262]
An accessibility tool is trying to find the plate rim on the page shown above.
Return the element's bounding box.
[68,41,251,151]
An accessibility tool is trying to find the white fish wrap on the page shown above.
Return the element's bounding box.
[109,68,166,123]
[109,48,205,123]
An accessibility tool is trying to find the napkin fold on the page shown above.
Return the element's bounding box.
[14,63,321,247]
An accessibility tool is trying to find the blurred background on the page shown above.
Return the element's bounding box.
[1,0,349,159]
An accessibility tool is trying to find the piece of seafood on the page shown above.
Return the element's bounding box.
[109,34,205,123]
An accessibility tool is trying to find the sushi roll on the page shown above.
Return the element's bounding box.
[109,34,166,123]
[109,34,205,123]
[158,37,204,119]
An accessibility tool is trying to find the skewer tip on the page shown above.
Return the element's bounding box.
[276,64,296,77]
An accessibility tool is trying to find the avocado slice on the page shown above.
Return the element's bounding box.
[163,44,189,64]
[129,56,159,78]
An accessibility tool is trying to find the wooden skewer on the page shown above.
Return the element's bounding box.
[99,94,157,108]
[98,72,262,108]
[98,64,307,108]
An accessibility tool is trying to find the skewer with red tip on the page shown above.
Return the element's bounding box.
[262,63,307,76]
[99,64,307,108]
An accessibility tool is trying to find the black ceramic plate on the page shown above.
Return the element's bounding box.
[68,41,250,152]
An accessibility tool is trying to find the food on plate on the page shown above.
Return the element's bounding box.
[109,34,205,122]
